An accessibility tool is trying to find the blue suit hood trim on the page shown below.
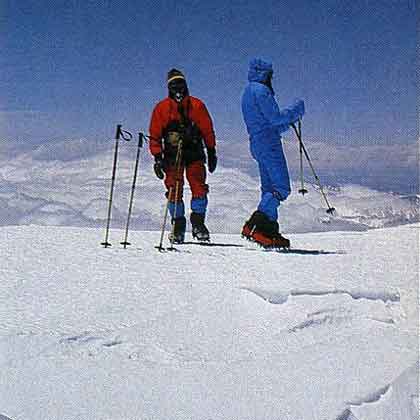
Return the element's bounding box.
[248,58,273,83]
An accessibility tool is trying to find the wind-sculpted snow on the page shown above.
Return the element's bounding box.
[242,287,401,305]
[341,361,420,420]
[241,286,403,339]
[336,363,418,420]
[346,384,391,407]
[0,145,418,234]
[0,224,417,419]
[335,408,359,420]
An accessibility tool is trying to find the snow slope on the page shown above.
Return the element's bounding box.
[0,223,418,419]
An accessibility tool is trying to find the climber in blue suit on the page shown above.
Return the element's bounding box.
[241,58,305,248]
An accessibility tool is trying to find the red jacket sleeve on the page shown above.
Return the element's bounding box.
[192,99,216,150]
[149,103,165,156]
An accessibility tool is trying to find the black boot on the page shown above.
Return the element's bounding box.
[242,210,263,238]
[242,211,289,248]
[270,220,290,248]
[169,216,186,244]
[190,212,210,241]
[242,210,275,238]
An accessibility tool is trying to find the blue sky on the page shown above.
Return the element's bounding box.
[1,0,417,150]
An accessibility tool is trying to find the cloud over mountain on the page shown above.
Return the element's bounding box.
[0,141,418,234]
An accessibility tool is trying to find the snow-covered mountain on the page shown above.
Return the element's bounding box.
[0,223,418,419]
[0,138,418,234]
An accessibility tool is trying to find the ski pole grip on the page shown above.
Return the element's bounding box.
[115,124,123,140]
[115,124,132,141]
[138,132,144,148]
[121,129,133,141]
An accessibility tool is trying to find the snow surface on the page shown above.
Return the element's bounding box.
[0,223,418,420]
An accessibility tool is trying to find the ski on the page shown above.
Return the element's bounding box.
[176,241,244,248]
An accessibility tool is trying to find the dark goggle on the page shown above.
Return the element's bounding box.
[168,79,186,90]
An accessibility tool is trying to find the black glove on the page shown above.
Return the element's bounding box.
[153,154,164,179]
[207,148,217,173]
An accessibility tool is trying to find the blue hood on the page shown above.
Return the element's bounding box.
[248,58,273,83]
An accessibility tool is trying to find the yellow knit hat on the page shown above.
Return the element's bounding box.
[167,68,186,85]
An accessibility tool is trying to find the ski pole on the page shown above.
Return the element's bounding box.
[155,186,172,252]
[168,140,184,251]
[156,102,187,251]
[297,120,308,195]
[101,124,132,248]
[291,122,335,214]
[167,102,189,249]
[120,132,144,248]
[155,139,183,251]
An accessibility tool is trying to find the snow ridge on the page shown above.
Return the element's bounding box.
[346,384,391,406]
[335,384,392,420]
[335,408,360,420]
[242,287,401,305]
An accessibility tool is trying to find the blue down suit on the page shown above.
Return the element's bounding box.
[241,58,305,221]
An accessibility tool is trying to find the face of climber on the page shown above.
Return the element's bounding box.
[264,70,274,93]
[168,79,188,102]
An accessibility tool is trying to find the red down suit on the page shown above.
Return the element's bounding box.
[149,95,216,215]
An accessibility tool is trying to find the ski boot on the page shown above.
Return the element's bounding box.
[242,211,290,249]
[266,219,290,249]
[190,212,210,242]
[271,231,290,249]
[168,216,186,244]
[241,210,262,240]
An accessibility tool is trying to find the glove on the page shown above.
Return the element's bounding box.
[207,148,217,173]
[290,99,305,124]
[153,154,164,180]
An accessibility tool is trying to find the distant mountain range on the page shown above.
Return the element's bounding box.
[0,139,418,234]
